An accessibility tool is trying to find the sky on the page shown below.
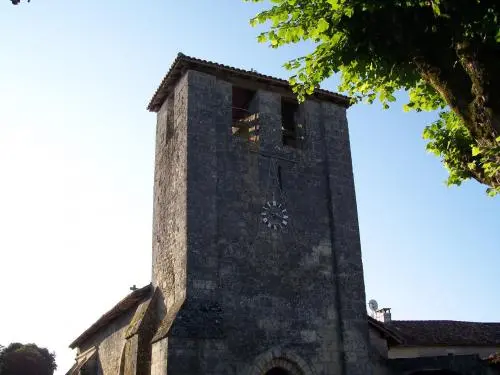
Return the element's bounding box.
[0,0,498,373]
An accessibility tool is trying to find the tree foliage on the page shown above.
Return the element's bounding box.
[247,0,500,195]
[0,343,57,375]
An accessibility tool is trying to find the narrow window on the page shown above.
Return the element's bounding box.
[165,94,174,143]
[232,86,259,143]
[281,98,300,148]
[277,165,283,191]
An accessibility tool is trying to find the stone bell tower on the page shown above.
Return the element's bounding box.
[147,53,371,375]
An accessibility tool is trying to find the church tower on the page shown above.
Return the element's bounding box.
[148,53,371,375]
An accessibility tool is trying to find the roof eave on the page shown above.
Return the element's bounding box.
[69,284,152,349]
[146,53,351,113]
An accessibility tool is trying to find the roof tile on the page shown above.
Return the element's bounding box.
[147,53,351,112]
[388,320,500,346]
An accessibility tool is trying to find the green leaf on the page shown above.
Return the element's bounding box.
[486,188,499,197]
[245,0,500,196]
[431,2,441,16]
[257,33,267,43]
[327,0,340,10]
[316,18,330,33]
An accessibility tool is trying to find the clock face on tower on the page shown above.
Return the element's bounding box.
[261,200,289,231]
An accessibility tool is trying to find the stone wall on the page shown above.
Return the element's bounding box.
[151,69,370,375]
[151,73,189,318]
[151,338,168,375]
[78,309,135,375]
[389,354,495,375]
[370,326,390,359]
[321,99,371,375]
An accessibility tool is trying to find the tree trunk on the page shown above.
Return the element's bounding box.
[413,42,500,190]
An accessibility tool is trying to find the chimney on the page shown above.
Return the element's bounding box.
[375,308,392,323]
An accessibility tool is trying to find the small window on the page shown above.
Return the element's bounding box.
[281,98,300,148]
[165,94,174,143]
[232,86,259,143]
[277,165,283,190]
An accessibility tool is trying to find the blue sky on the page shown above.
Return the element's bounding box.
[0,1,498,373]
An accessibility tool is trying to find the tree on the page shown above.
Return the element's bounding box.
[0,343,57,375]
[247,0,500,196]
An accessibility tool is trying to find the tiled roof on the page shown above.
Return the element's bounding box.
[147,53,351,112]
[388,320,500,347]
[69,284,152,349]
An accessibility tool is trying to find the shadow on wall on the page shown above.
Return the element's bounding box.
[265,368,292,375]
[410,371,463,375]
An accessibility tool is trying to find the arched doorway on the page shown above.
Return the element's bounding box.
[246,347,314,375]
[265,368,290,375]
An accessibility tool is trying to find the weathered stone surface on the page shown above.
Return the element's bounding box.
[152,73,189,320]
[151,338,168,375]
[122,335,138,375]
[149,68,370,374]
[73,290,156,375]
[77,309,135,375]
[169,299,224,339]
[321,101,372,375]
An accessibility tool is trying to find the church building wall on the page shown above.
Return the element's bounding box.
[369,325,390,358]
[150,67,370,375]
[78,309,135,375]
[151,73,189,318]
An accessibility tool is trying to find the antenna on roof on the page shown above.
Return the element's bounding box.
[368,299,378,317]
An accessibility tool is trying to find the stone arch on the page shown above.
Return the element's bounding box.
[245,347,316,375]
[260,358,303,375]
